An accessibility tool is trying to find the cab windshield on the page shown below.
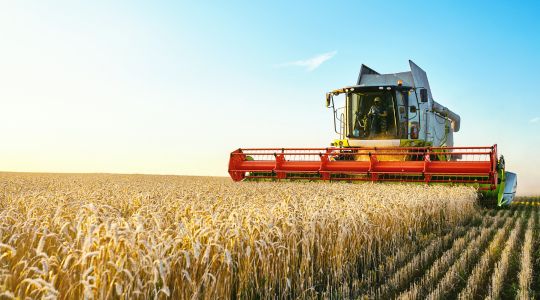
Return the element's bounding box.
[348,90,402,139]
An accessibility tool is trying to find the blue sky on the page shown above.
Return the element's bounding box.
[1,1,539,194]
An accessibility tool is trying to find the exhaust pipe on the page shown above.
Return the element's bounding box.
[433,101,461,132]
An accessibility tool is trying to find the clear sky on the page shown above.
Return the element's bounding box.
[1,1,539,194]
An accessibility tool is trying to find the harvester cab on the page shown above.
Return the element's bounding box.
[326,60,460,149]
[228,60,517,206]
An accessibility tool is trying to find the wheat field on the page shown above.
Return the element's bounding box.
[0,173,538,299]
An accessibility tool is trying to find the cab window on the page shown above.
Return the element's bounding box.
[348,91,398,139]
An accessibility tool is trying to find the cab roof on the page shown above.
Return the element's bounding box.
[331,85,412,95]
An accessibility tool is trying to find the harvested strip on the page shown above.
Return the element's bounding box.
[397,227,480,300]
[531,205,540,298]
[516,214,535,300]
[485,211,524,299]
[327,211,491,298]
[457,209,521,300]
[372,226,467,299]
[426,210,516,300]
[376,211,489,285]
[352,223,482,296]
[394,211,505,300]
[360,233,430,289]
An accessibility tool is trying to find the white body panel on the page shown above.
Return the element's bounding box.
[501,172,517,205]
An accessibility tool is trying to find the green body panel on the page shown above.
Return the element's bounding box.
[331,139,433,148]
[399,139,433,147]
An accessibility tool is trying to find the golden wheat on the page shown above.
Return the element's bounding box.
[0,173,478,299]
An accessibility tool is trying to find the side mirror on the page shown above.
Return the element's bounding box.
[326,93,333,108]
[410,106,417,113]
[420,88,428,103]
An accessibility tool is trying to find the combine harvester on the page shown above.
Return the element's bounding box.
[228,61,517,206]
